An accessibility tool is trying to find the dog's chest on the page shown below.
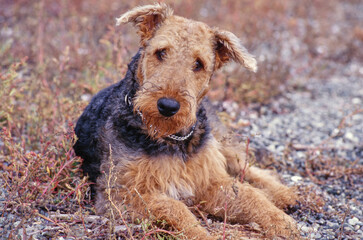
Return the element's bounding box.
[166,181,194,200]
[161,139,227,201]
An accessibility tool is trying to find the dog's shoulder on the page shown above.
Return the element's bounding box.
[75,51,142,136]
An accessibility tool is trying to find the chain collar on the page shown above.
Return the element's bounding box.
[166,125,196,141]
[124,94,195,142]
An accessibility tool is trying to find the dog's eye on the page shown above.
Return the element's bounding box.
[193,59,204,72]
[155,49,167,61]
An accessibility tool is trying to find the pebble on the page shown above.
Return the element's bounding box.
[296,152,306,159]
[13,221,20,228]
[348,217,360,226]
[291,176,302,182]
[312,232,322,239]
[301,225,312,233]
[331,128,340,137]
[114,225,127,232]
[345,132,359,143]
[327,222,340,230]
[81,94,91,102]
[352,97,361,105]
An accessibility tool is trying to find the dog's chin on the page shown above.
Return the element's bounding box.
[134,97,197,140]
[140,112,196,140]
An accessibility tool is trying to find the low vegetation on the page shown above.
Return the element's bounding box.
[1,0,362,239]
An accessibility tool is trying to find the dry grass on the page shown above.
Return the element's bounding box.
[1,0,362,239]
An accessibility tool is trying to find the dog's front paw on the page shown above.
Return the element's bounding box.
[185,226,218,240]
[271,186,299,210]
[264,213,300,239]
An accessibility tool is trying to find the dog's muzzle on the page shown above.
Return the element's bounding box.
[124,93,195,141]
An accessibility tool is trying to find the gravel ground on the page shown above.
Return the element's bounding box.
[224,60,363,240]
[1,66,362,240]
[1,1,362,239]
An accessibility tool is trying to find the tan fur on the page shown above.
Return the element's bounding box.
[95,4,300,239]
[214,29,257,71]
[116,3,173,46]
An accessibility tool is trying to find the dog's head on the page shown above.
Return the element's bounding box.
[117,4,257,139]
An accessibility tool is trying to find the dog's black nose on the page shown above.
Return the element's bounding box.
[157,98,180,117]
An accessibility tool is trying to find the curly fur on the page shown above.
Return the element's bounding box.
[74,4,299,239]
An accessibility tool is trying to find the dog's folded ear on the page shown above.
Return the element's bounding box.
[116,3,173,46]
[214,29,257,72]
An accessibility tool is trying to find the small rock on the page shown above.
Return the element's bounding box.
[301,225,312,233]
[345,132,359,143]
[115,225,127,232]
[313,232,322,239]
[352,97,361,105]
[296,151,306,159]
[348,217,360,226]
[237,118,250,127]
[276,145,284,152]
[291,176,302,182]
[13,221,20,228]
[17,229,24,239]
[331,128,340,137]
[81,94,91,102]
[327,222,340,230]
[267,144,276,152]
[344,226,354,232]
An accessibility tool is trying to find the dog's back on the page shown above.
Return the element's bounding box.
[74,83,117,184]
[74,53,141,185]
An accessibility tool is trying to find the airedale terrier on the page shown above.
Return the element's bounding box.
[74,3,299,239]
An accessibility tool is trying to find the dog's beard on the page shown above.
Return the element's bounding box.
[133,90,196,140]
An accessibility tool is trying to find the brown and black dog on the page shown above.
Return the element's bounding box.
[74,3,299,239]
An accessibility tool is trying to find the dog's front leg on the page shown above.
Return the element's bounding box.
[135,193,216,240]
[220,144,298,210]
